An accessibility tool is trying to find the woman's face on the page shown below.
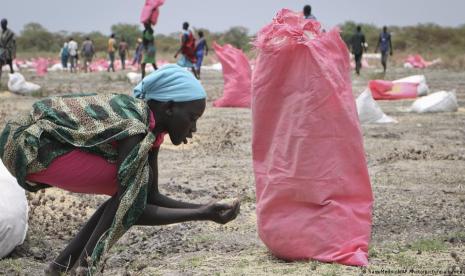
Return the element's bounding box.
[166,99,206,145]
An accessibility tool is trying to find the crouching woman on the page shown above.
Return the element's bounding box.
[0,64,240,275]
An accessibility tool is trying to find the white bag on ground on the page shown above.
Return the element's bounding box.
[7,73,41,95]
[127,72,142,84]
[202,63,222,71]
[356,89,397,124]
[48,63,64,72]
[0,160,28,258]
[393,75,429,96]
[410,91,458,113]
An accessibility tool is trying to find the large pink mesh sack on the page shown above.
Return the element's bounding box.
[140,0,165,25]
[212,42,251,108]
[252,9,373,266]
[369,80,419,100]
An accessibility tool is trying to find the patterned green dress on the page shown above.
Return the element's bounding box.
[0,93,156,274]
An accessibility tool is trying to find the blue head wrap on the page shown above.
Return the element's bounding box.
[133,64,206,102]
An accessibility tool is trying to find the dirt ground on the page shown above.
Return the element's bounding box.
[0,65,464,276]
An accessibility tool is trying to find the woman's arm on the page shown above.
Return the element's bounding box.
[147,147,203,208]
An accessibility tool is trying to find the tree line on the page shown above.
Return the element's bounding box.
[16,21,465,59]
[16,23,251,54]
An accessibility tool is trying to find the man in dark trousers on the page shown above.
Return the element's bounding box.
[0,18,16,87]
[350,25,367,76]
[375,26,393,73]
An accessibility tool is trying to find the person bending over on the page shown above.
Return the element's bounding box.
[0,64,240,275]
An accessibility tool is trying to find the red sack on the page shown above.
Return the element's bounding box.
[212,42,251,108]
[140,0,165,25]
[252,9,373,266]
[369,80,418,100]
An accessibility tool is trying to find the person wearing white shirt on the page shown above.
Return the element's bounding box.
[68,38,78,73]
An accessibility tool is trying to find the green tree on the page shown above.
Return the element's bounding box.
[110,23,142,49]
[17,22,60,52]
[220,26,251,51]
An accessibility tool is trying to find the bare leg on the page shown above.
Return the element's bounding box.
[141,63,146,79]
[152,63,158,71]
[44,200,109,275]
[191,66,199,79]
[8,60,14,73]
[77,196,119,267]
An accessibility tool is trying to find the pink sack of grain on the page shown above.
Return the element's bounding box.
[405,54,431,69]
[369,80,418,100]
[212,42,251,108]
[252,9,373,266]
[36,58,48,76]
[140,0,165,25]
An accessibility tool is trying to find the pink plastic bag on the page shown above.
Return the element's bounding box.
[140,0,165,25]
[212,42,251,108]
[36,58,48,76]
[369,80,418,100]
[405,54,431,69]
[252,9,373,266]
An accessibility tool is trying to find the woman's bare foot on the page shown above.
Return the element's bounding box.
[203,199,241,224]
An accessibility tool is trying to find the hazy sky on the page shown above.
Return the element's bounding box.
[2,0,464,35]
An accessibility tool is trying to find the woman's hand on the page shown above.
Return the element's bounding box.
[201,199,240,224]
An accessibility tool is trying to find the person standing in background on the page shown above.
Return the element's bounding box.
[0,18,16,85]
[0,19,16,73]
[132,38,144,70]
[174,22,198,79]
[195,30,209,79]
[375,26,393,73]
[67,37,79,73]
[303,5,316,20]
[141,23,158,78]
[350,26,367,76]
[118,38,129,70]
[81,37,95,73]
[59,41,69,71]
[107,34,116,72]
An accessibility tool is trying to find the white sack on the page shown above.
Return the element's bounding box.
[0,160,28,258]
[127,72,142,84]
[410,91,458,113]
[356,89,397,124]
[8,73,41,95]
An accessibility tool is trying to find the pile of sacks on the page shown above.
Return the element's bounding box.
[403,54,441,69]
[356,74,458,124]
